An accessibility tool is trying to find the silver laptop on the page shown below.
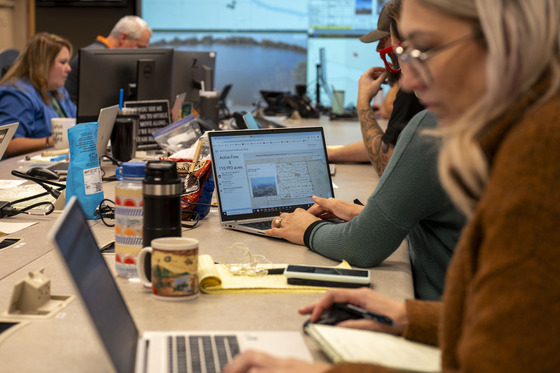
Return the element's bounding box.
[96,104,119,157]
[0,122,18,159]
[49,196,313,373]
[208,127,335,236]
[19,105,118,175]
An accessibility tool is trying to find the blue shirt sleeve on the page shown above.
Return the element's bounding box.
[0,87,36,138]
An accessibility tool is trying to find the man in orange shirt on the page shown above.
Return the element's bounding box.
[65,15,152,104]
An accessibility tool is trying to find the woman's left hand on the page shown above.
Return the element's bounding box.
[265,209,321,245]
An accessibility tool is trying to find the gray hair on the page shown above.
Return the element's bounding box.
[418,0,560,217]
[110,15,152,40]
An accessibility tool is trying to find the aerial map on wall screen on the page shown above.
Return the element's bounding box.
[143,0,388,110]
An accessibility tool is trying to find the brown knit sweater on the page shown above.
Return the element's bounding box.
[329,88,560,373]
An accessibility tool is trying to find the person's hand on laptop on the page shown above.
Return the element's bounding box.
[265,209,320,245]
[224,350,331,373]
[299,287,408,336]
[307,196,363,222]
[266,196,363,244]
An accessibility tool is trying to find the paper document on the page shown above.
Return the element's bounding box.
[305,324,441,372]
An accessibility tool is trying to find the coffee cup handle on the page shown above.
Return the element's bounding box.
[137,247,152,288]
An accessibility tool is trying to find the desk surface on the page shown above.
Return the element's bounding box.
[0,117,412,372]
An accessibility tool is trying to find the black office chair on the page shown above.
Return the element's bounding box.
[218,84,232,120]
[0,49,19,79]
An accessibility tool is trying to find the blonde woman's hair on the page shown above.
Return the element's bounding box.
[0,32,73,104]
[417,0,560,217]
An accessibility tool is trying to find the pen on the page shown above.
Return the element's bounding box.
[353,199,364,206]
[42,148,69,157]
[334,303,394,325]
[50,154,69,162]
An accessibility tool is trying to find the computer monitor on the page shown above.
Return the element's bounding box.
[171,50,217,104]
[77,48,174,123]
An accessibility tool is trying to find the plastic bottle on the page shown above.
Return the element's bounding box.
[114,161,146,278]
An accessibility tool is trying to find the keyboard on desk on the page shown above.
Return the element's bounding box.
[239,220,274,231]
[169,334,240,373]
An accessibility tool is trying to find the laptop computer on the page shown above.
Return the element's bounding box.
[208,127,335,236]
[96,104,119,157]
[242,112,285,129]
[49,196,313,373]
[0,122,18,159]
[20,105,118,176]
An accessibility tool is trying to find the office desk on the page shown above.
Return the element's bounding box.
[0,117,412,372]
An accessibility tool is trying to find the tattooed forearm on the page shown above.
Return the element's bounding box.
[358,108,392,176]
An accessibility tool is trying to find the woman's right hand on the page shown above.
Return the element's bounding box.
[299,287,408,336]
[307,196,363,222]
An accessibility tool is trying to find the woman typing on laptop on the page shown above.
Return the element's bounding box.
[0,33,75,157]
[226,0,560,372]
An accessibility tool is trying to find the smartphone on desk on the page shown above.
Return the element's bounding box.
[284,265,371,288]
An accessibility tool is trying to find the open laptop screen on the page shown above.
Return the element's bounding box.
[50,197,138,373]
[209,127,334,222]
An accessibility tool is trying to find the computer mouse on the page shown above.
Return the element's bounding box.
[26,166,60,180]
[302,303,362,331]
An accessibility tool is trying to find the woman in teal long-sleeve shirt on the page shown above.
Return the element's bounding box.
[267,110,465,300]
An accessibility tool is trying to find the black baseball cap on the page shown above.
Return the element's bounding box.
[359,0,392,43]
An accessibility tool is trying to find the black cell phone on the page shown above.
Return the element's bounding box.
[284,264,371,288]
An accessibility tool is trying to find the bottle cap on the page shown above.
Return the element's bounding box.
[116,161,146,180]
[144,160,180,185]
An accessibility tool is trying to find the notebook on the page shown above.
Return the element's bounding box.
[49,196,313,373]
[0,122,18,159]
[304,323,441,372]
[208,127,335,236]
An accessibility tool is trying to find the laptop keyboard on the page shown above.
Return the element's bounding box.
[239,220,273,231]
[47,162,69,172]
[168,335,240,373]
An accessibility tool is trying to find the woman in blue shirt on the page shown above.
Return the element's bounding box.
[0,32,75,157]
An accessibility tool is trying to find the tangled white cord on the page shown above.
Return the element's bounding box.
[221,242,272,277]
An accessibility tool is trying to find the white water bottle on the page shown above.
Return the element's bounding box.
[114,161,146,278]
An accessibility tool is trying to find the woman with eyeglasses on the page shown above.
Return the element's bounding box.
[225,0,560,372]
[263,0,465,303]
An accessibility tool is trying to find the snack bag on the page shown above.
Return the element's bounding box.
[66,122,104,219]
[162,158,214,219]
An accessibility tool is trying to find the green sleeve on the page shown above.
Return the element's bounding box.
[308,111,444,267]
